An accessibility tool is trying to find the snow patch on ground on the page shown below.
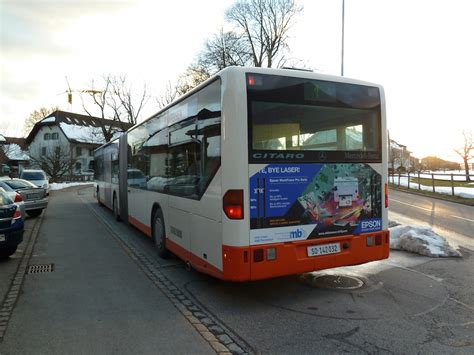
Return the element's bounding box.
[389,175,474,198]
[389,224,460,257]
[50,182,95,190]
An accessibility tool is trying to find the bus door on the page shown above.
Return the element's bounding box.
[165,120,199,252]
[118,134,128,221]
[103,146,113,208]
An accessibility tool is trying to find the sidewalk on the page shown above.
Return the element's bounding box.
[0,188,213,354]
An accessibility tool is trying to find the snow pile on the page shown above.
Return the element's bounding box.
[390,225,460,257]
[50,182,95,190]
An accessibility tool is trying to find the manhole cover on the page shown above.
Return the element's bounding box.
[26,264,54,274]
[300,273,364,290]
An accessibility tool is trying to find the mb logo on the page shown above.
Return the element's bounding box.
[290,228,305,239]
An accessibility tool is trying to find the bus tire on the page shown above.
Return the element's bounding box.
[113,194,121,221]
[97,187,103,206]
[152,209,170,259]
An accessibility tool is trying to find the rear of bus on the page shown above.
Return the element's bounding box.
[220,68,389,281]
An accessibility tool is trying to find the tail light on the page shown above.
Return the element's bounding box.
[223,189,244,220]
[385,183,389,208]
[12,208,22,223]
[14,193,23,202]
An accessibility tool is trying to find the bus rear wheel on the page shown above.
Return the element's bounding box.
[152,209,170,259]
[113,195,121,221]
[97,187,103,206]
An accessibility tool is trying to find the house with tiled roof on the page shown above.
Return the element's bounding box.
[26,110,133,175]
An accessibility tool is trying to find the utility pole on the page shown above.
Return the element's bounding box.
[341,0,345,76]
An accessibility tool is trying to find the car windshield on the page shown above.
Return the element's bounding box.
[21,172,46,180]
[4,179,36,190]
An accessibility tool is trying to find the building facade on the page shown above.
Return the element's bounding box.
[26,111,132,180]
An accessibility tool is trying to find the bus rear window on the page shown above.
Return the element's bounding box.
[247,74,382,163]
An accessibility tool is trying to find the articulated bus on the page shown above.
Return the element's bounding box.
[95,67,389,281]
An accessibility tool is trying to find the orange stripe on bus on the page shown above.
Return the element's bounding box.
[128,215,152,237]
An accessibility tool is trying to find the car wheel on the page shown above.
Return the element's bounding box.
[152,209,170,259]
[26,209,42,218]
[113,195,121,221]
[0,246,17,259]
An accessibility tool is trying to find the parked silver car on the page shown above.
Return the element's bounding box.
[0,178,48,218]
[19,169,50,195]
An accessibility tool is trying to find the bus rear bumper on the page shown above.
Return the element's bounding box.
[223,230,390,281]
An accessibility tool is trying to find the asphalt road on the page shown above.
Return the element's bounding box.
[389,188,474,238]
[1,186,473,354]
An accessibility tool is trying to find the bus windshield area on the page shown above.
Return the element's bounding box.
[247,74,382,163]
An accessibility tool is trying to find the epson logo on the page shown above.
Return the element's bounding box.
[361,220,381,230]
[253,153,305,159]
[290,228,305,239]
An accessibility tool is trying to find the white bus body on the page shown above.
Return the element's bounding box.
[95,67,389,281]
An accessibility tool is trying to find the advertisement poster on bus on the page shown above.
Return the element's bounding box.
[249,163,382,245]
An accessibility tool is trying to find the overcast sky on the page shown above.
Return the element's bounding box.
[1,0,473,162]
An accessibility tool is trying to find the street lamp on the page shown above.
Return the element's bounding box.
[341,0,345,76]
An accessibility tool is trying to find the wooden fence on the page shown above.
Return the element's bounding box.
[389,171,473,196]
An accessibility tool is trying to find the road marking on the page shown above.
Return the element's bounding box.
[390,198,433,212]
[450,215,474,223]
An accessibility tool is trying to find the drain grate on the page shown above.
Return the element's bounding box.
[26,264,54,274]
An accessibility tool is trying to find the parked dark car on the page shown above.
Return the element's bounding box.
[0,178,48,218]
[0,189,24,259]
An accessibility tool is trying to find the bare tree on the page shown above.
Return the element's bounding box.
[199,29,252,73]
[30,145,76,182]
[110,75,149,125]
[454,130,473,181]
[81,76,116,142]
[226,0,302,68]
[174,64,213,97]
[23,106,59,135]
[81,74,149,142]
[157,81,179,109]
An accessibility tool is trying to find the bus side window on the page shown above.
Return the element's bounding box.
[167,120,199,198]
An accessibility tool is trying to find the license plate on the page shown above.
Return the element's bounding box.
[27,194,39,199]
[307,242,341,257]
[0,234,5,242]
